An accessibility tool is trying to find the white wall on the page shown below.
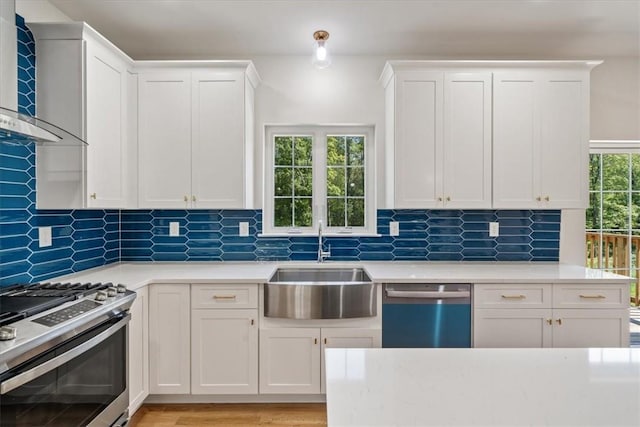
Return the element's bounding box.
[16,0,71,22]
[590,57,640,140]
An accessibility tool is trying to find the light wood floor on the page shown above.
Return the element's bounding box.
[129,403,328,427]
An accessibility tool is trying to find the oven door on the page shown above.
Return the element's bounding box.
[0,313,130,427]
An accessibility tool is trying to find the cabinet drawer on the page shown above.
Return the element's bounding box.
[191,284,258,309]
[553,284,628,309]
[474,284,552,308]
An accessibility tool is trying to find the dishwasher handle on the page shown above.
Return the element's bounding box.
[385,290,471,299]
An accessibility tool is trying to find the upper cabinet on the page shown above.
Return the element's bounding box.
[137,62,259,209]
[30,22,136,209]
[493,70,591,209]
[381,61,599,210]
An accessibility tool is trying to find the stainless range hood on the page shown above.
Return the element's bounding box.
[0,106,86,145]
[0,2,85,146]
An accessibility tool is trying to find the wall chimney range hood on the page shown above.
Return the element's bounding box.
[0,106,86,146]
[1,2,85,146]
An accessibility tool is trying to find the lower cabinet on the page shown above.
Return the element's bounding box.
[474,283,629,348]
[259,328,381,394]
[191,309,258,394]
[149,284,191,394]
[128,285,149,414]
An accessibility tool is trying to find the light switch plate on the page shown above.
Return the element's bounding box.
[39,226,52,247]
[239,222,249,236]
[169,222,180,237]
[389,221,400,236]
[489,222,500,237]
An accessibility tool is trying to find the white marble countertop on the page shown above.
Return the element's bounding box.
[51,261,631,290]
[325,347,640,427]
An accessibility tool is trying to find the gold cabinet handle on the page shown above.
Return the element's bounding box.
[250,319,254,325]
[446,196,451,202]
[314,338,318,345]
[536,196,542,202]
[192,195,196,202]
[501,295,526,300]
[213,295,237,300]
[579,294,606,299]
[544,196,550,202]
[183,195,189,202]
[438,197,443,202]
[90,192,97,199]
[546,318,553,325]
[324,338,327,345]
[556,319,562,325]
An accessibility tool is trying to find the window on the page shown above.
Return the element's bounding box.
[264,125,375,235]
[587,141,640,304]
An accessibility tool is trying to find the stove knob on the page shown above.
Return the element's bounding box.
[95,291,108,302]
[107,287,117,297]
[116,284,127,293]
[0,326,17,341]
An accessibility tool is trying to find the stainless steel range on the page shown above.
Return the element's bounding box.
[0,281,135,427]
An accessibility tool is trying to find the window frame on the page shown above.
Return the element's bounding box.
[587,140,640,276]
[263,124,376,236]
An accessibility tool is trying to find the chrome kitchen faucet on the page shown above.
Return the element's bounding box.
[317,220,331,262]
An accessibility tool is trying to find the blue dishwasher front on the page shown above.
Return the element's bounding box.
[382,283,472,348]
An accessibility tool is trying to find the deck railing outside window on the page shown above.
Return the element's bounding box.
[586,232,640,305]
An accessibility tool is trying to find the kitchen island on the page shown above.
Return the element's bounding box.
[325,347,640,426]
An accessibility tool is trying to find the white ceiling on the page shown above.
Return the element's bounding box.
[39,0,640,59]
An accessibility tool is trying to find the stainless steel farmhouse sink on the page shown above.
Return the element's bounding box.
[264,268,376,319]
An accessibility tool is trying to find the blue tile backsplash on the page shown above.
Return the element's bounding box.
[120,209,560,262]
[0,15,560,287]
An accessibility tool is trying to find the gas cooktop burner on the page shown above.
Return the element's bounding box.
[0,282,116,328]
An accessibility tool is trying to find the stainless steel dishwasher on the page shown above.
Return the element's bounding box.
[382,283,472,348]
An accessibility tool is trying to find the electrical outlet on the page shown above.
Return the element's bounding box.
[489,222,500,237]
[239,222,249,236]
[169,222,180,236]
[39,226,52,247]
[389,221,400,236]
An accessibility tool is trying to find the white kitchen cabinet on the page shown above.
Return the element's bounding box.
[128,285,148,414]
[474,283,629,348]
[30,22,136,209]
[493,69,591,209]
[137,63,259,209]
[381,63,492,209]
[191,284,258,394]
[149,284,190,394]
[259,328,381,394]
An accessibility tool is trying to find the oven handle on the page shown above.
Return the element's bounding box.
[0,313,130,395]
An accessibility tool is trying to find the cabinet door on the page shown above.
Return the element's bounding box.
[149,284,190,394]
[320,328,381,394]
[539,72,588,208]
[393,71,443,208]
[474,308,552,348]
[138,72,191,208]
[552,309,629,348]
[191,71,246,208]
[442,72,492,208]
[191,309,258,394]
[128,286,148,414]
[493,72,541,208]
[85,40,127,208]
[259,328,321,394]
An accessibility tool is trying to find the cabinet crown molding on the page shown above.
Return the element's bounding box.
[380,60,603,87]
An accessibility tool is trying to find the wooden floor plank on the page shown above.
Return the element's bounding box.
[130,403,327,427]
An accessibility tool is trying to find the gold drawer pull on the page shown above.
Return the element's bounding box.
[501,295,526,300]
[579,295,606,299]
[546,318,553,325]
[556,318,562,325]
[213,295,237,300]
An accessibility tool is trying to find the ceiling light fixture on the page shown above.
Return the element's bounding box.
[312,30,331,69]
